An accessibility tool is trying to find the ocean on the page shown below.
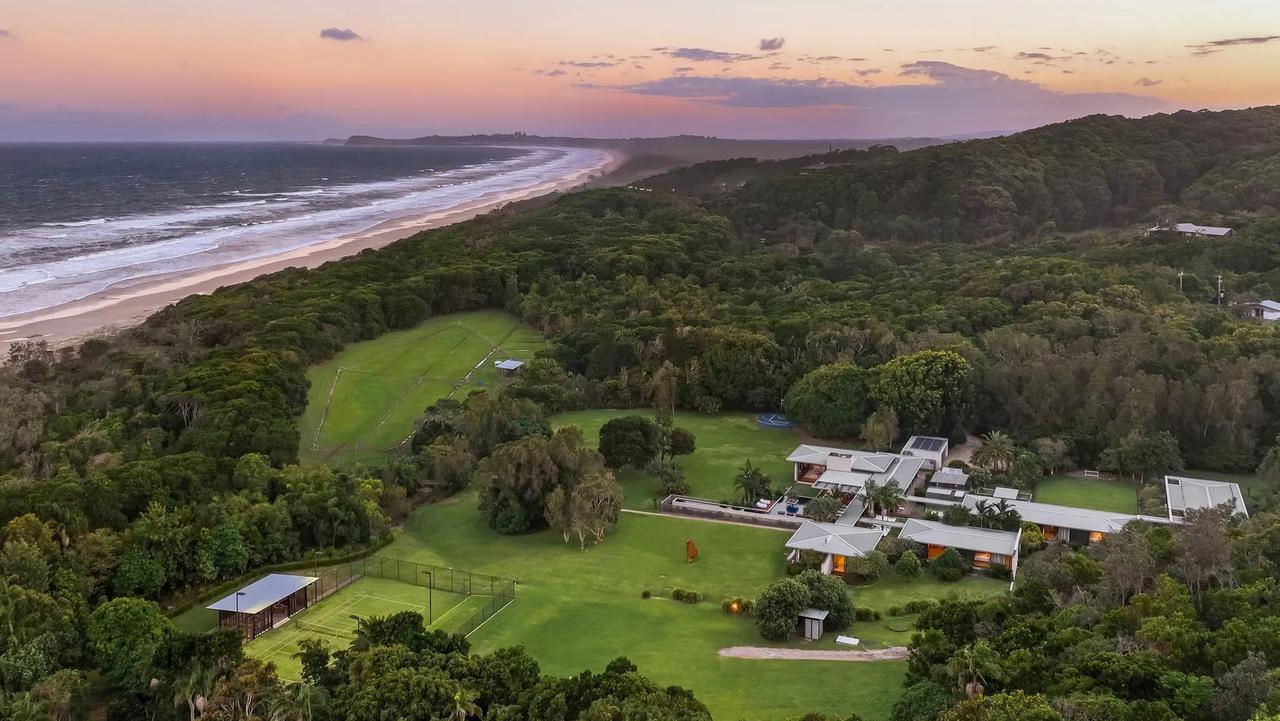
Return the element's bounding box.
[0,143,609,319]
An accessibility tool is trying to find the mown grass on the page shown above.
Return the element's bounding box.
[242,576,471,680]
[1034,475,1138,513]
[368,492,1008,721]
[298,310,544,465]
[550,409,800,509]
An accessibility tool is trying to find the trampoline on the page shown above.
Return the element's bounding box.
[756,413,796,429]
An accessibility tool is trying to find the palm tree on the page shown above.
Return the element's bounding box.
[350,615,382,652]
[733,460,772,505]
[446,687,481,721]
[972,431,1016,474]
[946,642,1002,698]
[172,665,215,721]
[874,481,904,517]
[267,683,327,721]
[862,480,880,516]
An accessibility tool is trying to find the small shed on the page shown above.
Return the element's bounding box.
[799,608,829,640]
[992,486,1020,500]
[494,359,525,376]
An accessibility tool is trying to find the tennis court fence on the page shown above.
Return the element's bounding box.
[307,555,516,637]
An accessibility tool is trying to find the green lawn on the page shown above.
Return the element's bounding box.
[244,577,472,680]
[1034,475,1138,513]
[365,492,1008,721]
[551,410,801,509]
[298,310,545,465]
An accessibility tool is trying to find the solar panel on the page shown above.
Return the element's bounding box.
[912,437,945,452]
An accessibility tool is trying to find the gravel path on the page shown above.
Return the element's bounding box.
[718,646,910,661]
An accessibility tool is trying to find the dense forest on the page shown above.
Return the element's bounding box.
[3,106,1280,719]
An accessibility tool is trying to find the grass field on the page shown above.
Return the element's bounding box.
[243,576,475,680]
[551,410,800,509]
[299,310,545,465]
[368,492,1008,721]
[1034,475,1138,513]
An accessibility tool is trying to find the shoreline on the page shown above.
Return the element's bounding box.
[0,148,625,349]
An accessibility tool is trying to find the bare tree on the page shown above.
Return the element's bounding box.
[1095,527,1161,606]
[1175,507,1235,599]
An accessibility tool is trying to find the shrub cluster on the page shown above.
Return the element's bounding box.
[887,599,938,617]
[929,547,967,582]
[843,549,891,584]
[671,588,703,604]
[720,597,754,615]
[854,606,882,621]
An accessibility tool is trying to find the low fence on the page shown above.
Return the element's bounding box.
[453,579,518,636]
[659,495,804,530]
[164,535,396,617]
[307,555,517,637]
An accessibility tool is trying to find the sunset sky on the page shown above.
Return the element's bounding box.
[2,0,1279,140]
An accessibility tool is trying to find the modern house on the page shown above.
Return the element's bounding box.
[1165,475,1249,519]
[901,436,949,470]
[1147,222,1234,238]
[784,521,886,575]
[951,474,1249,547]
[787,444,926,525]
[788,444,925,494]
[899,518,1021,575]
[1237,300,1280,323]
[960,495,1160,546]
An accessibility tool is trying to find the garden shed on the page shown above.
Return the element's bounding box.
[799,608,829,640]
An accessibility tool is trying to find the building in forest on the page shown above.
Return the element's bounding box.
[208,573,319,640]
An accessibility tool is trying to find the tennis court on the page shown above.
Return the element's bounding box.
[245,576,473,679]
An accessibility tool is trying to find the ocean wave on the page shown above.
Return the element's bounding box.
[40,218,110,227]
[228,188,328,198]
[0,146,611,318]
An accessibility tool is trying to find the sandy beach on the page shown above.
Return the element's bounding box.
[0,148,624,350]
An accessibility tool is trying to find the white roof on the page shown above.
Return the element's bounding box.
[207,573,318,614]
[787,444,924,489]
[494,359,525,370]
[899,518,1019,556]
[1245,300,1280,312]
[1165,475,1248,517]
[992,486,1019,499]
[784,521,885,558]
[1150,223,1234,236]
[813,469,868,492]
[1176,223,1233,236]
[931,467,970,487]
[962,495,1161,534]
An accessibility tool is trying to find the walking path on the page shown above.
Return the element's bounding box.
[718,646,909,661]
